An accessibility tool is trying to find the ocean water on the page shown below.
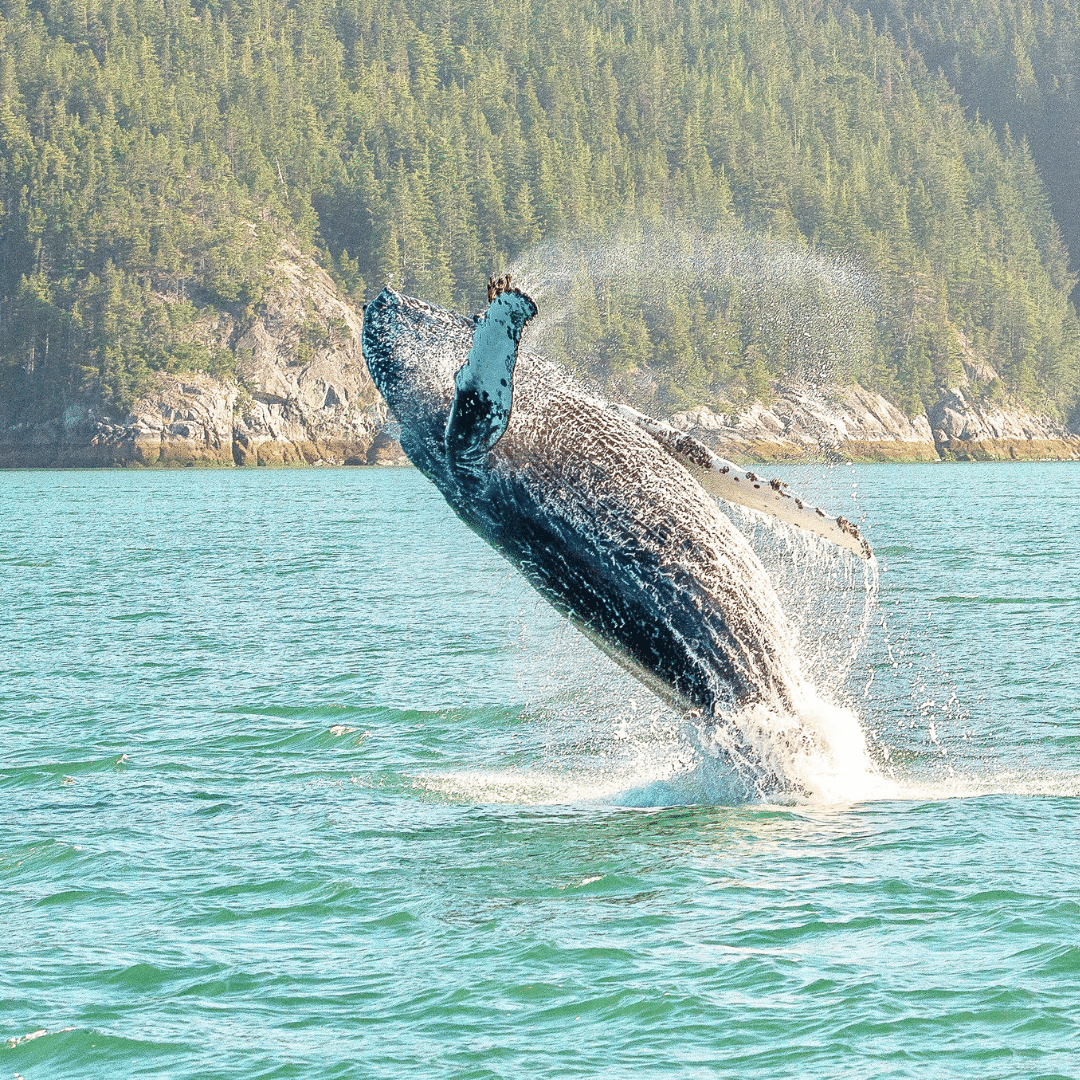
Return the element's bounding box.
[2,462,1078,1079]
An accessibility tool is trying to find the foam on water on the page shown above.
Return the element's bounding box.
[415,693,895,809]
[413,696,1080,809]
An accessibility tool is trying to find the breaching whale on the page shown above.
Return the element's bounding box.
[361,282,870,717]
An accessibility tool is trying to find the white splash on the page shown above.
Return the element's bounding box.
[414,476,905,809]
[718,500,880,695]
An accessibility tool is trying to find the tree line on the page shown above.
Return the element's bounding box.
[1,0,1078,424]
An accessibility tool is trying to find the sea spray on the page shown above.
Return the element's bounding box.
[690,681,895,805]
[718,500,880,698]
[508,219,880,412]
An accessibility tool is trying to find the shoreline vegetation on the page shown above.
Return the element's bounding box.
[3,0,1080,465]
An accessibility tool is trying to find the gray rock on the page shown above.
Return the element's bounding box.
[668,380,1080,463]
[0,245,394,468]
[669,385,939,462]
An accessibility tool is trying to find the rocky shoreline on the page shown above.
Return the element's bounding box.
[2,256,1077,467]
[6,376,1075,468]
[0,247,403,469]
[669,383,1080,464]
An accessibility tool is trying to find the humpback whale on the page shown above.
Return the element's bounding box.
[361,282,870,718]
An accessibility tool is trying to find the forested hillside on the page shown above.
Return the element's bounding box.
[866,0,1080,301]
[1,0,1078,424]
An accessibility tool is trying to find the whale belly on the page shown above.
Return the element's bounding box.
[436,369,797,712]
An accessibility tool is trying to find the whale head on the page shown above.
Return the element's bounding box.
[362,287,475,461]
[363,284,538,473]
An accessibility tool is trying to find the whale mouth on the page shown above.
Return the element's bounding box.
[361,286,475,424]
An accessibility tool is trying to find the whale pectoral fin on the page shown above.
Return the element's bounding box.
[445,288,538,465]
[609,403,873,560]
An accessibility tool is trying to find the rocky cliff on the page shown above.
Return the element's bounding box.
[0,246,401,469]
[668,385,939,463]
[667,379,1080,464]
[3,262,1078,467]
[925,386,1080,461]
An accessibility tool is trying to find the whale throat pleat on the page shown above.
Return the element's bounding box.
[445,289,538,465]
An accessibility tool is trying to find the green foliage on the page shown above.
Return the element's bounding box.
[0,0,1078,423]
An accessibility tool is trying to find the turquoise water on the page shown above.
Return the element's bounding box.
[2,463,1079,1079]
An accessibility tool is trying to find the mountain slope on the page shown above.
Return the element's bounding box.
[0,0,1078,438]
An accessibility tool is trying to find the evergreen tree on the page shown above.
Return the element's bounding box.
[0,0,1078,425]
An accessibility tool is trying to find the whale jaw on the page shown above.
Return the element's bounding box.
[362,287,472,441]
